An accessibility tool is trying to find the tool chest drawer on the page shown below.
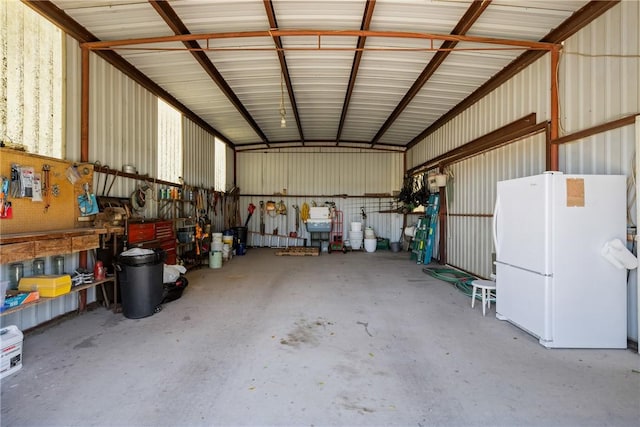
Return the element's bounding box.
[128,223,156,244]
[154,221,175,240]
[159,240,176,265]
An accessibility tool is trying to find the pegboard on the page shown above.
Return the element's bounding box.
[0,148,94,234]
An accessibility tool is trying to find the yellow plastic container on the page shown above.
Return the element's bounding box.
[18,275,72,297]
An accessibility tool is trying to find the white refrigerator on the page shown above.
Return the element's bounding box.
[493,172,627,348]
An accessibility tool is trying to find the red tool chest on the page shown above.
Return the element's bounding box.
[127,220,176,265]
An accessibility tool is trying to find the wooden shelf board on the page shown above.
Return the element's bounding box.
[1,277,116,317]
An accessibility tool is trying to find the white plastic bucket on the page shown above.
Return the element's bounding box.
[222,244,231,261]
[209,251,222,269]
[211,241,224,252]
[364,238,377,253]
[350,222,362,232]
[350,239,363,250]
[211,232,223,243]
[349,230,363,239]
[364,227,375,239]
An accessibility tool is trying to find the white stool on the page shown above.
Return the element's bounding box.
[471,279,496,316]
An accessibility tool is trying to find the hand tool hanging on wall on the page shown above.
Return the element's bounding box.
[0,170,12,218]
[10,164,21,198]
[195,188,205,217]
[195,222,202,256]
[99,165,110,196]
[105,170,118,197]
[206,188,213,217]
[293,205,300,236]
[259,201,265,234]
[276,200,287,216]
[213,191,220,216]
[42,164,51,212]
[0,177,8,218]
[245,203,256,227]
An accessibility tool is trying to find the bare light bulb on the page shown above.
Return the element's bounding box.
[280,116,287,128]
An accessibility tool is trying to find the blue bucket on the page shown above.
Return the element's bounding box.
[237,243,246,256]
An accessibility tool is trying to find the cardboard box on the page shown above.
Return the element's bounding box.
[1,290,39,312]
[1,325,23,379]
[309,207,330,219]
[18,275,71,298]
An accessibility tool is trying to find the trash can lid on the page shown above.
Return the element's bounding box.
[121,248,155,257]
[118,248,166,266]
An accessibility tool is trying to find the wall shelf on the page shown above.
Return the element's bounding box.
[1,277,116,317]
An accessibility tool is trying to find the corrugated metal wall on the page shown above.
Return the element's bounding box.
[235,148,404,245]
[407,54,550,170]
[407,2,638,282]
[7,36,232,330]
[237,148,403,195]
[446,133,547,278]
[236,195,405,248]
[68,37,232,218]
[182,119,227,233]
[67,38,159,219]
[558,0,638,177]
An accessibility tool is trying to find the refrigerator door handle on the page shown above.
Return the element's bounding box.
[493,196,500,256]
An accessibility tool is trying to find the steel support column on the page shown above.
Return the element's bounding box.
[549,46,560,171]
[79,46,90,309]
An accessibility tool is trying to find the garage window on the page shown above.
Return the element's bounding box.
[214,137,225,191]
[1,1,63,157]
[157,98,182,183]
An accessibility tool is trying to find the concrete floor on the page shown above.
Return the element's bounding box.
[1,249,639,426]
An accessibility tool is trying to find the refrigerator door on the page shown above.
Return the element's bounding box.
[494,173,552,275]
[546,174,627,348]
[495,262,552,342]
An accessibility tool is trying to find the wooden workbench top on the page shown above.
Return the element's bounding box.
[0,226,124,245]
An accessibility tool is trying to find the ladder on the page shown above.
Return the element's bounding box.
[410,193,440,264]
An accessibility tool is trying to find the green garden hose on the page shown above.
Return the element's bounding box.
[422,266,494,302]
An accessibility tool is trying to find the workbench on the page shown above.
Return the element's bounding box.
[0,227,124,263]
[1,227,124,316]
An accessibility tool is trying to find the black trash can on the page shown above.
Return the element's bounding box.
[234,226,248,248]
[116,248,166,319]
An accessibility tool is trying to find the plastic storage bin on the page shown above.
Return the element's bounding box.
[1,325,23,379]
[18,275,72,297]
[116,248,166,319]
[305,219,332,232]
